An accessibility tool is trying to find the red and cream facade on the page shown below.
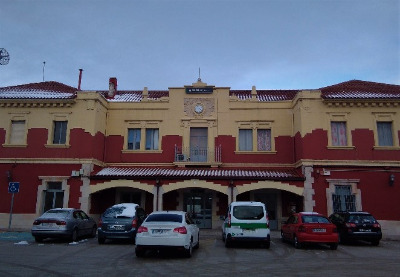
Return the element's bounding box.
[0,78,399,237]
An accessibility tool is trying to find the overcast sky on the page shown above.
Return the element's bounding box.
[0,0,399,91]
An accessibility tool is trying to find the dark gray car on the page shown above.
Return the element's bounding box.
[97,203,146,244]
[31,208,97,242]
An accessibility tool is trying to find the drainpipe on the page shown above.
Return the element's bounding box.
[155,179,160,211]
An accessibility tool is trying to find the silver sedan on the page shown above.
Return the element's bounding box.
[31,208,97,242]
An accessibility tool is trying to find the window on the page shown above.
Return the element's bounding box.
[145,128,159,150]
[239,129,252,151]
[239,128,272,151]
[53,121,68,144]
[377,122,393,146]
[43,182,64,212]
[10,120,26,144]
[257,129,271,151]
[332,185,356,212]
[127,128,141,150]
[331,122,347,146]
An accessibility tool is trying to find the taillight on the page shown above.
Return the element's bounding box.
[298,225,306,232]
[98,218,103,228]
[137,226,148,233]
[56,221,67,226]
[228,214,231,228]
[173,226,187,234]
[346,223,356,228]
[33,220,40,225]
[132,218,138,228]
[266,214,269,228]
[373,223,381,228]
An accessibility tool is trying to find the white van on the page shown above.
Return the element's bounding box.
[222,201,270,248]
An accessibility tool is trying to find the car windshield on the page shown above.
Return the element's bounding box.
[103,205,136,218]
[42,210,70,218]
[349,214,376,224]
[145,213,183,223]
[233,206,264,220]
[302,215,330,224]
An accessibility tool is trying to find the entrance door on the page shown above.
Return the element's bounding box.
[190,128,208,162]
[255,192,278,230]
[184,190,212,229]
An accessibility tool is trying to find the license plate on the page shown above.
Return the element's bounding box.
[42,223,56,227]
[109,225,124,231]
[313,228,326,233]
[152,229,168,234]
[359,229,371,232]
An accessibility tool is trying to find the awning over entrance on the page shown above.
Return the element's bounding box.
[92,167,304,181]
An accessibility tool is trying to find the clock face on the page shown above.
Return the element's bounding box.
[194,104,204,114]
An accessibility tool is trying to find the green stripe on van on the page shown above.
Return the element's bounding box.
[225,223,269,229]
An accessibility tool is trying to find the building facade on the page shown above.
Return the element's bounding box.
[0,78,399,237]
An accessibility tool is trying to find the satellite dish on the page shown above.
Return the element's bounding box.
[0,48,10,65]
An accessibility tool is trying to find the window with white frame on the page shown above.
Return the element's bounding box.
[377,121,393,146]
[238,122,273,152]
[52,121,68,144]
[9,120,26,144]
[257,129,272,151]
[145,128,159,150]
[127,128,141,150]
[331,121,348,146]
[239,129,253,151]
[43,182,64,212]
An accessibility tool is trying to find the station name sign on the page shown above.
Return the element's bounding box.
[186,87,213,94]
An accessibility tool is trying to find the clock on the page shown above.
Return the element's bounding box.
[194,103,204,114]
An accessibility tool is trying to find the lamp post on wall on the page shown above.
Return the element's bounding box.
[389,174,395,186]
[229,180,235,204]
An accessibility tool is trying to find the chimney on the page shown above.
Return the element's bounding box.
[108,77,117,97]
[78,69,83,90]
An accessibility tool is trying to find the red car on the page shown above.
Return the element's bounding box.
[281,212,339,250]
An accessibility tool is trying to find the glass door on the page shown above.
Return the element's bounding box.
[190,128,208,162]
[184,190,212,229]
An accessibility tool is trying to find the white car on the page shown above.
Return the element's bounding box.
[135,211,200,258]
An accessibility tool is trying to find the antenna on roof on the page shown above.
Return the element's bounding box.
[42,61,46,82]
[198,67,201,82]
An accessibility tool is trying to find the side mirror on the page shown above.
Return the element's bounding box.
[220,215,226,220]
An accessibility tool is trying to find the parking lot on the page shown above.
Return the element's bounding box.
[1,230,400,276]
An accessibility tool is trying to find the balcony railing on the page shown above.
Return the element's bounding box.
[174,145,222,164]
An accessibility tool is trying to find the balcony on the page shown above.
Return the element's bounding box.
[174,145,222,166]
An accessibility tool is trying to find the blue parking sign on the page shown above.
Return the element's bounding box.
[8,182,20,193]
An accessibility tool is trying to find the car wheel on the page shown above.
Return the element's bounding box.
[34,236,43,243]
[71,229,78,242]
[264,240,271,249]
[371,240,380,246]
[185,240,193,258]
[98,237,105,244]
[330,243,338,250]
[194,234,200,249]
[91,226,97,238]
[224,235,232,248]
[294,236,301,249]
[135,248,145,258]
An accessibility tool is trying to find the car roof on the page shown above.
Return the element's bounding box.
[48,208,76,211]
[336,211,371,215]
[148,211,186,215]
[298,212,322,215]
[230,201,265,206]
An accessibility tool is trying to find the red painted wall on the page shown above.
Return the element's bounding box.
[0,163,82,214]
